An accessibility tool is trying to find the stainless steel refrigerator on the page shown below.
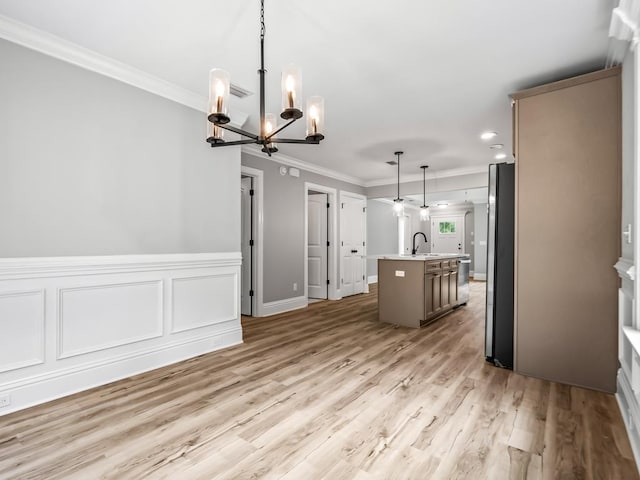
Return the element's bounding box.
[485,163,514,369]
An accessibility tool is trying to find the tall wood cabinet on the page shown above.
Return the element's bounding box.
[512,67,621,393]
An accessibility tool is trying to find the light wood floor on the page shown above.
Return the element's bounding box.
[0,282,637,479]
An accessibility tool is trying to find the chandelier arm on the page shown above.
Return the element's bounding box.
[214,123,259,140]
[265,118,298,141]
[273,138,321,145]
[209,139,258,148]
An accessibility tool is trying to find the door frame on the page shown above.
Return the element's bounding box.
[304,182,339,301]
[430,213,466,254]
[339,190,368,295]
[240,166,264,316]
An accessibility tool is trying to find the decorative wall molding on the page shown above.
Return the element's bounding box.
[0,252,242,415]
[170,273,238,333]
[0,14,248,126]
[0,252,241,279]
[0,289,45,373]
[57,280,164,359]
[262,295,308,317]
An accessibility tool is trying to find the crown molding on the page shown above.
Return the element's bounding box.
[241,145,367,187]
[0,14,248,126]
[364,165,489,188]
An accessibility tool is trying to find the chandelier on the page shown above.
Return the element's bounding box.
[206,0,325,155]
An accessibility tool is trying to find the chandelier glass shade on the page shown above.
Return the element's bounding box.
[206,0,325,155]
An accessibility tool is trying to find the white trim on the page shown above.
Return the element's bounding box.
[364,166,488,188]
[261,296,308,317]
[0,252,241,279]
[617,370,640,471]
[473,273,487,281]
[242,145,365,187]
[0,14,248,126]
[367,275,378,284]
[0,326,242,416]
[241,166,265,317]
[304,183,340,301]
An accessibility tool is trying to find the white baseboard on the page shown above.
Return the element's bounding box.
[473,273,487,281]
[368,275,378,284]
[0,327,242,416]
[617,369,640,474]
[261,295,308,316]
[0,252,242,415]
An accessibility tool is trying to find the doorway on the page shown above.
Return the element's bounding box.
[304,183,339,301]
[240,166,264,317]
[430,214,465,254]
[340,191,367,297]
[307,191,328,300]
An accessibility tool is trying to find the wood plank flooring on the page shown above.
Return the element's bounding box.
[0,282,637,479]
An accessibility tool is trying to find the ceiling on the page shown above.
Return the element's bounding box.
[0,0,615,184]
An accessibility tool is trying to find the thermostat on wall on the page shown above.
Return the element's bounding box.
[289,168,300,178]
[279,166,287,176]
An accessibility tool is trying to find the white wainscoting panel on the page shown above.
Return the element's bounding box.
[0,290,45,373]
[171,274,237,333]
[58,281,163,359]
[0,253,242,416]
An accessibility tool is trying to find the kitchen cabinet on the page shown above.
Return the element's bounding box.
[512,67,621,393]
[378,256,462,328]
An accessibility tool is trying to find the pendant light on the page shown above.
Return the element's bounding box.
[420,165,430,221]
[393,151,404,217]
[206,0,325,156]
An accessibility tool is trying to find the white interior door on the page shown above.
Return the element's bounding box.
[341,194,366,297]
[240,177,253,315]
[431,215,464,254]
[308,193,328,299]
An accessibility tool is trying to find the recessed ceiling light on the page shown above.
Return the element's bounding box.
[495,153,507,160]
[481,131,498,140]
[489,143,504,150]
[437,203,448,208]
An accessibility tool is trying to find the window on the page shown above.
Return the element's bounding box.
[439,221,456,234]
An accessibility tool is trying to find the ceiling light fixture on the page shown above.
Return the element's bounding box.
[393,151,404,217]
[489,143,504,150]
[206,0,325,155]
[481,131,498,140]
[420,165,430,221]
[495,153,507,160]
[437,203,449,208]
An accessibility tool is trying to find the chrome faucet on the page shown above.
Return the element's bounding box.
[412,232,428,255]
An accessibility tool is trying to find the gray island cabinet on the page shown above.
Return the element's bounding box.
[378,255,468,328]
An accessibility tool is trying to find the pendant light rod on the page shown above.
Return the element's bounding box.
[395,151,403,200]
[421,165,429,207]
[206,0,325,155]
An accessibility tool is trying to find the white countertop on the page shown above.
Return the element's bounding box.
[376,254,470,261]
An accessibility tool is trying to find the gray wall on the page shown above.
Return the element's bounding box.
[0,39,240,257]
[366,199,398,277]
[241,152,365,303]
[622,50,635,260]
[473,203,488,277]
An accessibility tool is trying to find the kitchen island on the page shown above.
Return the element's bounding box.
[378,254,470,328]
